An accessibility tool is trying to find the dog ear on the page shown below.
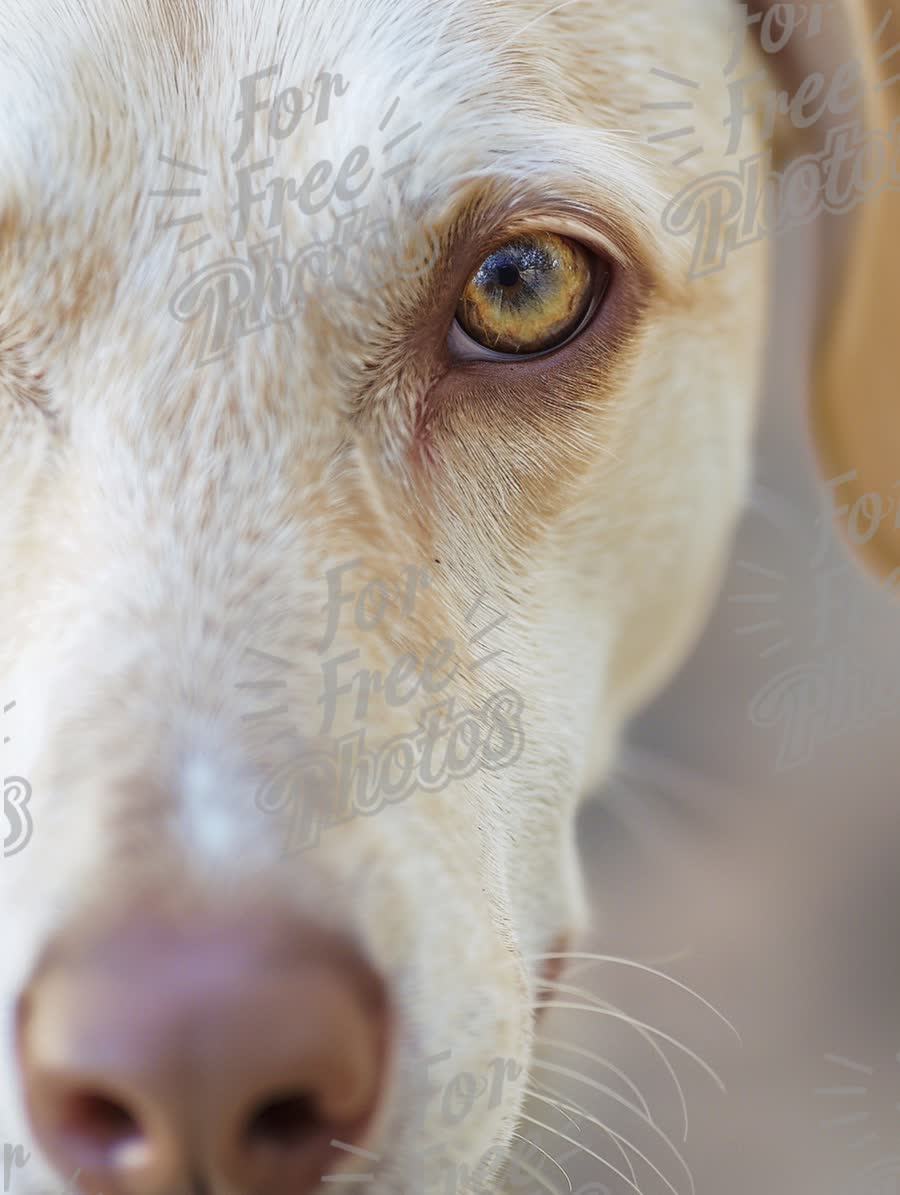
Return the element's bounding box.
[751,0,900,578]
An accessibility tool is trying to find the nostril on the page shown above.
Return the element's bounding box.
[18,916,389,1195]
[60,1090,147,1166]
[245,1092,322,1151]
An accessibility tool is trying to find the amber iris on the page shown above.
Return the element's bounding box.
[456,232,597,355]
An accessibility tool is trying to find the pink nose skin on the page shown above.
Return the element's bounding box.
[16,913,388,1195]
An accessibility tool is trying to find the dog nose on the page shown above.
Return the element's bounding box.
[17,912,387,1195]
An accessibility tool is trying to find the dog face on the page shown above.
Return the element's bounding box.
[1,0,896,1192]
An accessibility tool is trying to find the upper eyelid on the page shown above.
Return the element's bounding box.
[424,123,677,291]
[452,216,623,291]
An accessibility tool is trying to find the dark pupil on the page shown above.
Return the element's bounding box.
[496,262,520,287]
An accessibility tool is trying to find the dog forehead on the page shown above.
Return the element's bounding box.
[0,0,553,194]
[0,0,566,391]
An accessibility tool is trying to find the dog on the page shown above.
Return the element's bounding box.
[1,0,897,1192]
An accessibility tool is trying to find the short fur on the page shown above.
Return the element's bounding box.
[1,0,896,1191]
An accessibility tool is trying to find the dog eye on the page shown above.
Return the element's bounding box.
[452,232,605,359]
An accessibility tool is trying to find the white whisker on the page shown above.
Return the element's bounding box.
[535,996,724,1141]
[508,1132,572,1193]
[539,983,727,1093]
[519,1113,644,1195]
[526,1082,583,1132]
[531,1059,694,1195]
[526,1086,639,1188]
[535,1035,652,1118]
[525,953,740,1042]
[538,989,690,1138]
[537,1089,693,1195]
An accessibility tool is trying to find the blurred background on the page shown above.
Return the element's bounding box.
[533,219,900,1195]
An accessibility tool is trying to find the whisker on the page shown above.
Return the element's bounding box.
[535,1035,652,1118]
[507,1132,572,1193]
[537,1090,692,1195]
[526,1087,639,1188]
[535,995,723,1140]
[531,1059,694,1195]
[565,946,692,977]
[525,1082,583,1132]
[528,1073,592,1126]
[539,983,728,1092]
[524,953,740,1042]
[519,1113,644,1195]
[537,994,688,1139]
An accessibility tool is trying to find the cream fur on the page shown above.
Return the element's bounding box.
[0,0,773,1191]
